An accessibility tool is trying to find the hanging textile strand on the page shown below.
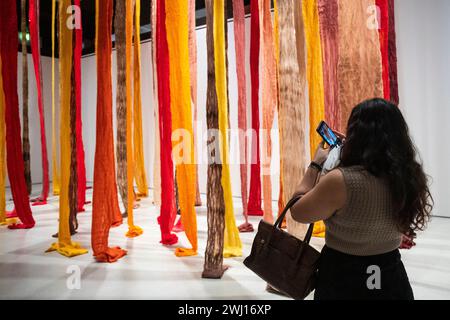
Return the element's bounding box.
[115,0,130,217]
[22,0,32,195]
[0,1,35,229]
[91,0,126,263]
[233,0,252,233]
[214,0,242,258]
[151,0,162,206]
[155,0,178,245]
[125,0,143,238]
[202,0,227,278]
[376,0,390,101]
[302,0,326,238]
[278,0,308,239]
[388,0,399,105]
[318,0,340,131]
[260,0,277,224]
[302,0,326,158]
[46,0,87,256]
[52,0,61,196]
[133,0,149,198]
[165,0,198,257]
[189,0,202,207]
[69,44,79,235]
[0,57,6,225]
[74,0,87,213]
[29,0,50,205]
[337,0,383,132]
[247,0,264,217]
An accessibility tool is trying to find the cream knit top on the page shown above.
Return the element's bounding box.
[324,166,403,256]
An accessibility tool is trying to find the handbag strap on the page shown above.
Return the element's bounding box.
[273,195,315,244]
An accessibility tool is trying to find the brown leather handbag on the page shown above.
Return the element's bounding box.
[244,195,321,300]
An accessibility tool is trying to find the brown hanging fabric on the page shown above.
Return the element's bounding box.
[202,0,227,279]
[21,0,32,195]
[278,0,308,239]
[69,42,78,235]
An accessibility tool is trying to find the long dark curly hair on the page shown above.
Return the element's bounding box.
[340,98,433,234]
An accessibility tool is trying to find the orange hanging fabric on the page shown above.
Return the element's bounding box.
[46,0,87,256]
[91,0,126,262]
[337,0,383,132]
[133,0,149,198]
[165,0,198,257]
[0,1,35,229]
[260,0,277,224]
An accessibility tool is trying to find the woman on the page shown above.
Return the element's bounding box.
[290,98,433,300]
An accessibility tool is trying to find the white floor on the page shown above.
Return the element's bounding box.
[0,186,449,300]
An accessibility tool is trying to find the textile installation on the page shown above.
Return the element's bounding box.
[260,0,277,224]
[302,0,326,238]
[91,0,126,263]
[388,0,399,105]
[214,0,242,258]
[155,0,177,245]
[233,0,252,233]
[337,0,383,132]
[151,0,162,206]
[278,0,308,239]
[189,0,202,207]
[29,0,50,205]
[133,0,149,198]
[74,0,87,213]
[376,0,390,101]
[247,0,263,217]
[69,42,78,234]
[203,0,226,278]
[0,1,35,229]
[318,0,339,130]
[0,57,6,224]
[22,0,32,195]
[165,0,198,257]
[46,0,87,257]
[52,0,61,196]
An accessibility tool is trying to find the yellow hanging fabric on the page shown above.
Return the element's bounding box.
[302,0,326,238]
[214,0,242,258]
[51,0,60,195]
[47,0,87,257]
[165,0,198,257]
[125,0,143,238]
[0,57,6,225]
[133,0,148,198]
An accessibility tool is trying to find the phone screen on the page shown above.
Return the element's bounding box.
[316,121,340,148]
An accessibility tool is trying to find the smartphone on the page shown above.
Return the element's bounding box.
[316,121,342,149]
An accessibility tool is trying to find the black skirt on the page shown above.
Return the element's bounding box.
[314,245,414,300]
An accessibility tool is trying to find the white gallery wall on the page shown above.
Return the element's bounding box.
[13,0,449,216]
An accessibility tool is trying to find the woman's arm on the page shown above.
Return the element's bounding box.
[290,169,347,224]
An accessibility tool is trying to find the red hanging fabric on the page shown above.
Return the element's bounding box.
[91,0,126,262]
[29,0,50,205]
[376,0,390,101]
[247,0,263,217]
[156,0,178,245]
[0,1,35,229]
[74,0,87,212]
[388,0,399,105]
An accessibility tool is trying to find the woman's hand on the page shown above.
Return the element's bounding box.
[333,130,346,143]
[312,141,330,166]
